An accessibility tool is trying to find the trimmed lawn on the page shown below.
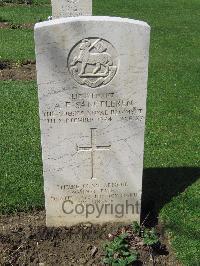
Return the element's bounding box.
[0,5,51,24]
[0,29,35,61]
[0,0,199,265]
[160,180,200,265]
[0,81,44,213]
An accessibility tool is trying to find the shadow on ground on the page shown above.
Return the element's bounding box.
[141,167,200,226]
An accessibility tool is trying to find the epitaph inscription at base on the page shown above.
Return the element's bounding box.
[35,17,150,227]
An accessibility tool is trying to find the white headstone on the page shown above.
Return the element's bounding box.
[51,0,92,18]
[34,16,150,227]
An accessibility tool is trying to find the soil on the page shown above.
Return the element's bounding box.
[0,60,36,80]
[0,211,180,266]
[0,22,34,29]
[1,2,50,7]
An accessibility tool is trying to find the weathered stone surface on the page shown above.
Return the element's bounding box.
[34,17,150,227]
[51,0,92,18]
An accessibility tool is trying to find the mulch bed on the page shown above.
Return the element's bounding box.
[0,211,180,265]
[0,60,36,80]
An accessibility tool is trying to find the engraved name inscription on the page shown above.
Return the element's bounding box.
[42,92,144,124]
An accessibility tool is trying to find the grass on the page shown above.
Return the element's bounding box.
[160,180,200,265]
[0,29,35,61]
[0,81,44,213]
[0,1,51,61]
[0,5,51,24]
[0,0,199,265]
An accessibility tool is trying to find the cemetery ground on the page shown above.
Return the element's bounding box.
[0,0,199,265]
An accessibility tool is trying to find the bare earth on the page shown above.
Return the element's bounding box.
[0,211,180,265]
[0,22,34,30]
[0,60,36,81]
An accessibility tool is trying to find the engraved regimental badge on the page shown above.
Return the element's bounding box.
[68,38,119,88]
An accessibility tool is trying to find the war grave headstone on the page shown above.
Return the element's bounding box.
[51,0,92,19]
[34,14,150,226]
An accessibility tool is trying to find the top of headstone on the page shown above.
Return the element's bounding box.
[35,16,150,30]
[51,0,92,18]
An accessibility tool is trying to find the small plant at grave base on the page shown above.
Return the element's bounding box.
[103,233,138,266]
[131,221,141,236]
[131,221,160,247]
[142,228,160,247]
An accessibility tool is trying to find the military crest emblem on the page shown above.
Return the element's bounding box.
[68,38,118,88]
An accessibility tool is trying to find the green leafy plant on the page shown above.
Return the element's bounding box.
[131,221,159,247]
[142,228,159,247]
[131,221,141,236]
[103,233,138,266]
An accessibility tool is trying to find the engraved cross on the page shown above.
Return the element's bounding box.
[76,128,111,179]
